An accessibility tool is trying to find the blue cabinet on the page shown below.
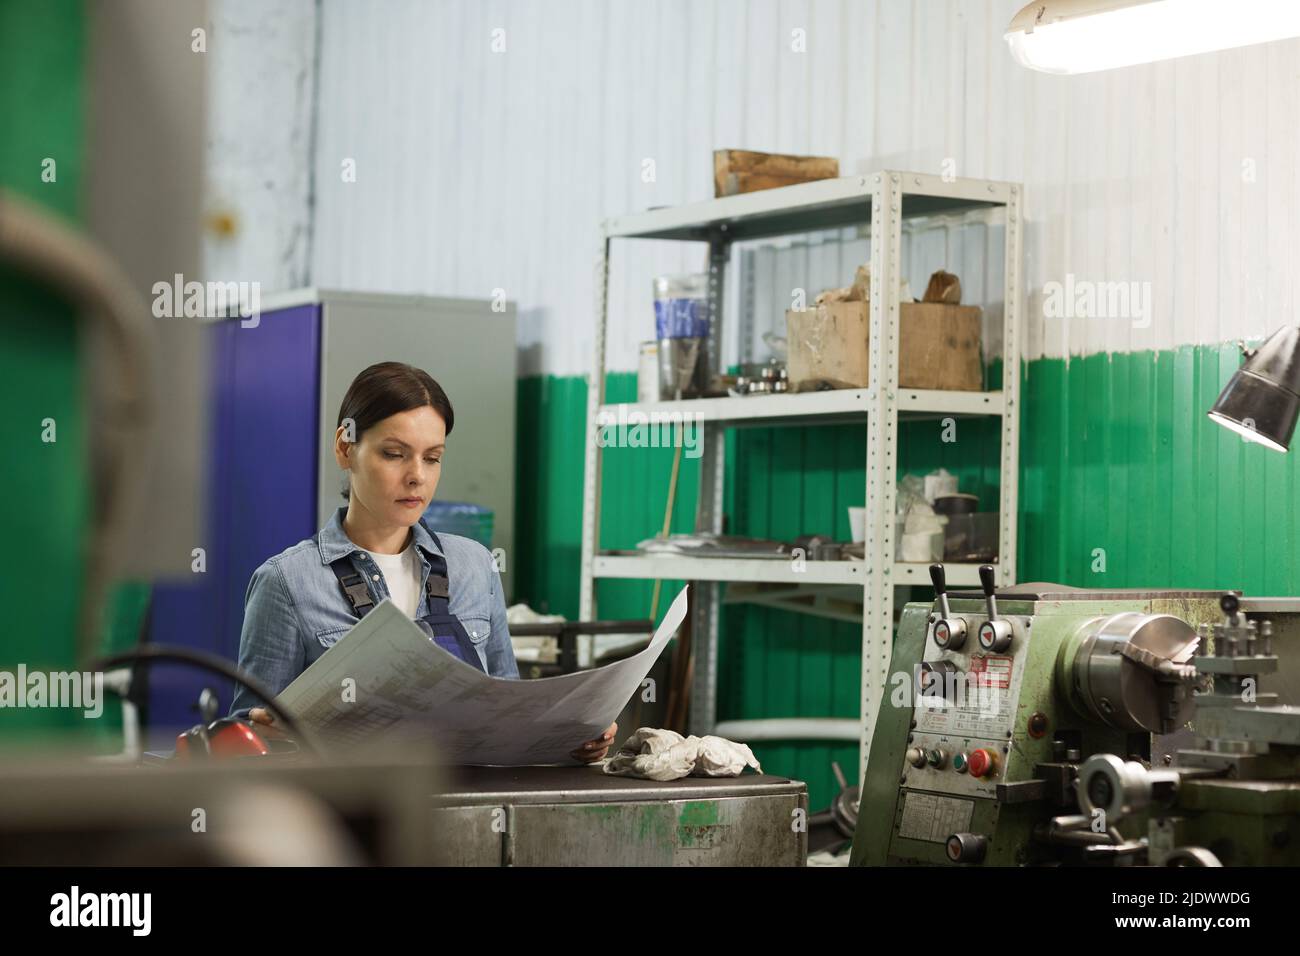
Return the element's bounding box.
[146,305,321,735]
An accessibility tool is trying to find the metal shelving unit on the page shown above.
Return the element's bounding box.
[580,171,1022,778]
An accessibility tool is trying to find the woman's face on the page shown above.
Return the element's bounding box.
[335,405,447,527]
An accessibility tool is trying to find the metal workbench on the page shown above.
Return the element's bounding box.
[430,766,807,866]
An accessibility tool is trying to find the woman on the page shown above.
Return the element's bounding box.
[230,361,615,763]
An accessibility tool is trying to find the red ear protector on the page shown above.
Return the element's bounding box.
[176,717,273,758]
[93,645,313,760]
[174,688,273,759]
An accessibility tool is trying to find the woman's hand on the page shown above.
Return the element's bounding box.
[570,722,618,764]
[247,707,293,739]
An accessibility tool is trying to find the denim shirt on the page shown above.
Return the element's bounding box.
[229,507,518,716]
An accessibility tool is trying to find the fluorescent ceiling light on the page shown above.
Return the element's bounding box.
[1006,0,1300,74]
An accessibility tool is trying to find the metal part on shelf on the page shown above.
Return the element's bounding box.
[635,533,790,559]
[790,534,841,561]
[733,359,788,396]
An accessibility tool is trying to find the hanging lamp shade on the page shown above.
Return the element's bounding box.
[1207,326,1300,452]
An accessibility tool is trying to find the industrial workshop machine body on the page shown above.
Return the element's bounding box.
[852,570,1227,867]
[1147,595,1300,866]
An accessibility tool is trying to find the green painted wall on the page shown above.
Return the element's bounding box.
[515,344,1285,810]
[515,373,699,621]
[1020,346,1289,592]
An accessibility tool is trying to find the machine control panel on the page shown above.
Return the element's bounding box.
[892,565,1033,850]
[900,573,1032,802]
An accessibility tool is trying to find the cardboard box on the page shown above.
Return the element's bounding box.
[785,302,983,391]
[785,303,870,390]
[713,149,839,197]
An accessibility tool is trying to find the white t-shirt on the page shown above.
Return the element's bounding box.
[367,542,422,619]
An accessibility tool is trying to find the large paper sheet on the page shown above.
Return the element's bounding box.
[276,586,689,765]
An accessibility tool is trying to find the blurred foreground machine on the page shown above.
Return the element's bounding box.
[851,566,1300,866]
[0,749,443,865]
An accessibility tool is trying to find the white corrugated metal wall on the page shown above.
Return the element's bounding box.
[208,0,1300,373]
[205,0,318,289]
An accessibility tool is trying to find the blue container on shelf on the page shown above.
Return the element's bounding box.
[654,274,710,398]
[421,500,494,549]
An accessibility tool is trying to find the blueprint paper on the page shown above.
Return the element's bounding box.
[276,586,689,765]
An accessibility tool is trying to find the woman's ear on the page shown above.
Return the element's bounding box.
[333,425,353,470]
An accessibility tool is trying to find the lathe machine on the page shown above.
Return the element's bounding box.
[851,565,1300,866]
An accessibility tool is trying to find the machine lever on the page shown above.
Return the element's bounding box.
[929,563,951,619]
[977,564,1013,653]
[929,563,967,650]
[979,564,1000,619]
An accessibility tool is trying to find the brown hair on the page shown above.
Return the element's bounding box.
[336,362,454,499]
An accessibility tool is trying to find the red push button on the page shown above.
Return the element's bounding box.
[967,748,997,778]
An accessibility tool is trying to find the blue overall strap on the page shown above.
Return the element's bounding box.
[417,521,454,616]
[423,559,450,611]
[328,557,376,618]
[320,523,486,673]
[322,523,438,621]
[420,547,486,672]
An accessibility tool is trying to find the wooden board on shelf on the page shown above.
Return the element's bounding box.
[713,149,839,197]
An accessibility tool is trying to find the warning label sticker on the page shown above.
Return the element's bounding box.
[898,792,975,843]
[969,655,1012,689]
[915,654,1014,739]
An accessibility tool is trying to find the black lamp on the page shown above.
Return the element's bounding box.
[1207,326,1300,452]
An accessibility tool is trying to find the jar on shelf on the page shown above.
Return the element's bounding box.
[653,274,710,399]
